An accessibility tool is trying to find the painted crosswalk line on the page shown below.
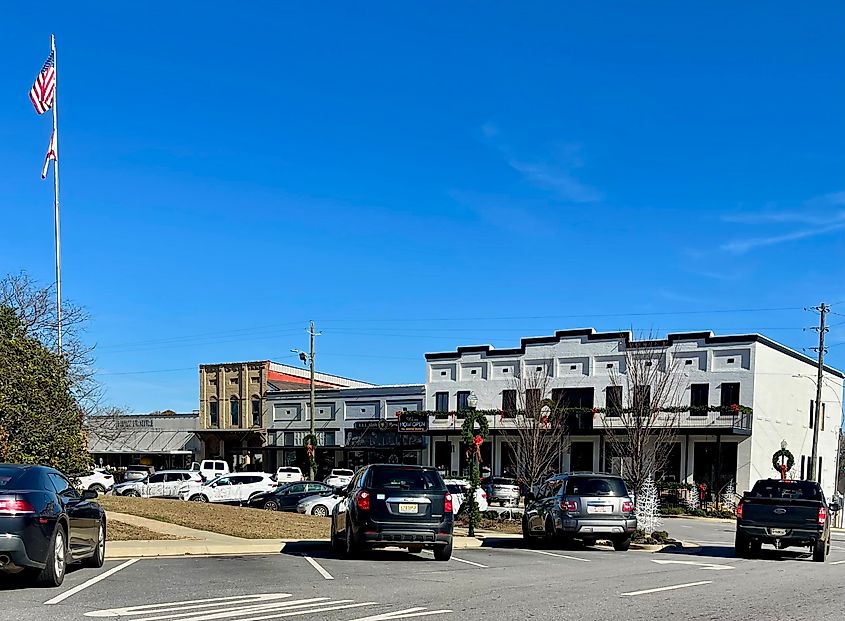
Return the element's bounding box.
[85,593,451,621]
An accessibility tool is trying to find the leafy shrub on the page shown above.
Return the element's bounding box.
[660,507,685,516]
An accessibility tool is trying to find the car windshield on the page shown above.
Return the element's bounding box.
[750,480,821,501]
[279,468,299,473]
[332,470,354,476]
[446,484,465,494]
[370,468,445,491]
[565,476,628,497]
[492,478,516,486]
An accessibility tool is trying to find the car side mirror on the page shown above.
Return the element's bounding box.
[81,489,98,500]
[830,502,841,513]
[525,492,535,503]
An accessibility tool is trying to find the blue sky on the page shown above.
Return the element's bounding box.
[2,3,844,412]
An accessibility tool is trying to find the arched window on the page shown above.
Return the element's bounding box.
[251,396,262,427]
[230,397,240,426]
[209,398,219,428]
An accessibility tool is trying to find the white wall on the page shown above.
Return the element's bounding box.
[751,342,842,498]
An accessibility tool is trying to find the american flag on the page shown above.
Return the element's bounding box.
[41,129,57,179]
[30,50,56,114]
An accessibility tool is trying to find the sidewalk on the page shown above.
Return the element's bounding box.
[106,511,487,558]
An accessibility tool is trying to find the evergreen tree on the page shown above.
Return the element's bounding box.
[0,306,90,473]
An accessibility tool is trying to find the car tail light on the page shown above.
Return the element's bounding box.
[559,500,577,512]
[0,498,35,514]
[445,494,453,513]
[622,501,633,514]
[818,505,827,525]
[356,490,370,511]
[736,502,743,519]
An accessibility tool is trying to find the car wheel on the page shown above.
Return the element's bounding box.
[35,525,67,587]
[190,494,208,502]
[90,484,106,495]
[734,532,750,558]
[124,489,141,497]
[813,538,828,562]
[312,505,329,518]
[521,517,532,540]
[330,518,343,555]
[433,540,452,561]
[344,522,361,558]
[544,518,558,546]
[263,500,279,511]
[85,519,106,568]
[612,535,632,552]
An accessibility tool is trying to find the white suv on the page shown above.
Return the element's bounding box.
[76,468,115,494]
[179,472,277,504]
[324,469,354,487]
[275,466,305,483]
[113,470,202,498]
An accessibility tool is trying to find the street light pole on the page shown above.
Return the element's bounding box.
[309,320,317,481]
[467,392,479,538]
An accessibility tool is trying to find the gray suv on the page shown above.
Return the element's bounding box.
[522,473,636,551]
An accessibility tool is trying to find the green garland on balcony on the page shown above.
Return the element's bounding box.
[427,404,752,420]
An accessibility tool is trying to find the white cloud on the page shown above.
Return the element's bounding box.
[507,159,604,203]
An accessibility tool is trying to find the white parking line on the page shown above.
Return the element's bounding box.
[519,549,591,562]
[45,558,139,605]
[829,559,845,565]
[302,555,334,580]
[622,581,712,597]
[350,608,453,620]
[85,594,451,621]
[420,550,487,568]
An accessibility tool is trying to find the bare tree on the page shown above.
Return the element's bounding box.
[601,337,683,497]
[510,364,569,493]
[0,272,101,415]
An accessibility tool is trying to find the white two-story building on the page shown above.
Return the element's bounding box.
[423,329,843,499]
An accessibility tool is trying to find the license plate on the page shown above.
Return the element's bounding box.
[398,503,418,514]
[587,505,611,514]
[770,528,787,536]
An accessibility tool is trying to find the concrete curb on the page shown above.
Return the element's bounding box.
[105,536,491,559]
[662,515,736,524]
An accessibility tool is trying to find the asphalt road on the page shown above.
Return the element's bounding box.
[5,517,845,621]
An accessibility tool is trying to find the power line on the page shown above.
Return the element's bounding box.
[315,306,804,324]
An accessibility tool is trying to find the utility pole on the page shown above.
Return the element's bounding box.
[809,303,829,482]
[309,320,317,481]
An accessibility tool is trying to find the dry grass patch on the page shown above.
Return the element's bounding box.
[107,520,184,541]
[98,496,330,540]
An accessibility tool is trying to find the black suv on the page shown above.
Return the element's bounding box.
[330,464,453,560]
[523,472,636,551]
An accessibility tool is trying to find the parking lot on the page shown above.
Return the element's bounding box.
[4,518,845,621]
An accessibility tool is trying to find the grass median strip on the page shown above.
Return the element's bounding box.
[107,519,187,541]
[98,496,331,540]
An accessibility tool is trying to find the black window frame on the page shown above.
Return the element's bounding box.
[456,391,470,411]
[689,384,709,415]
[633,385,651,412]
[251,398,262,427]
[230,398,240,426]
[720,382,740,413]
[605,386,623,417]
[434,392,449,413]
[502,390,517,414]
[525,388,542,414]
[209,400,219,427]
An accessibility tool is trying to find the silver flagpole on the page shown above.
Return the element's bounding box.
[51,33,62,354]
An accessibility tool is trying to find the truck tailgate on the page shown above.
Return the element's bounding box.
[741,498,819,529]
